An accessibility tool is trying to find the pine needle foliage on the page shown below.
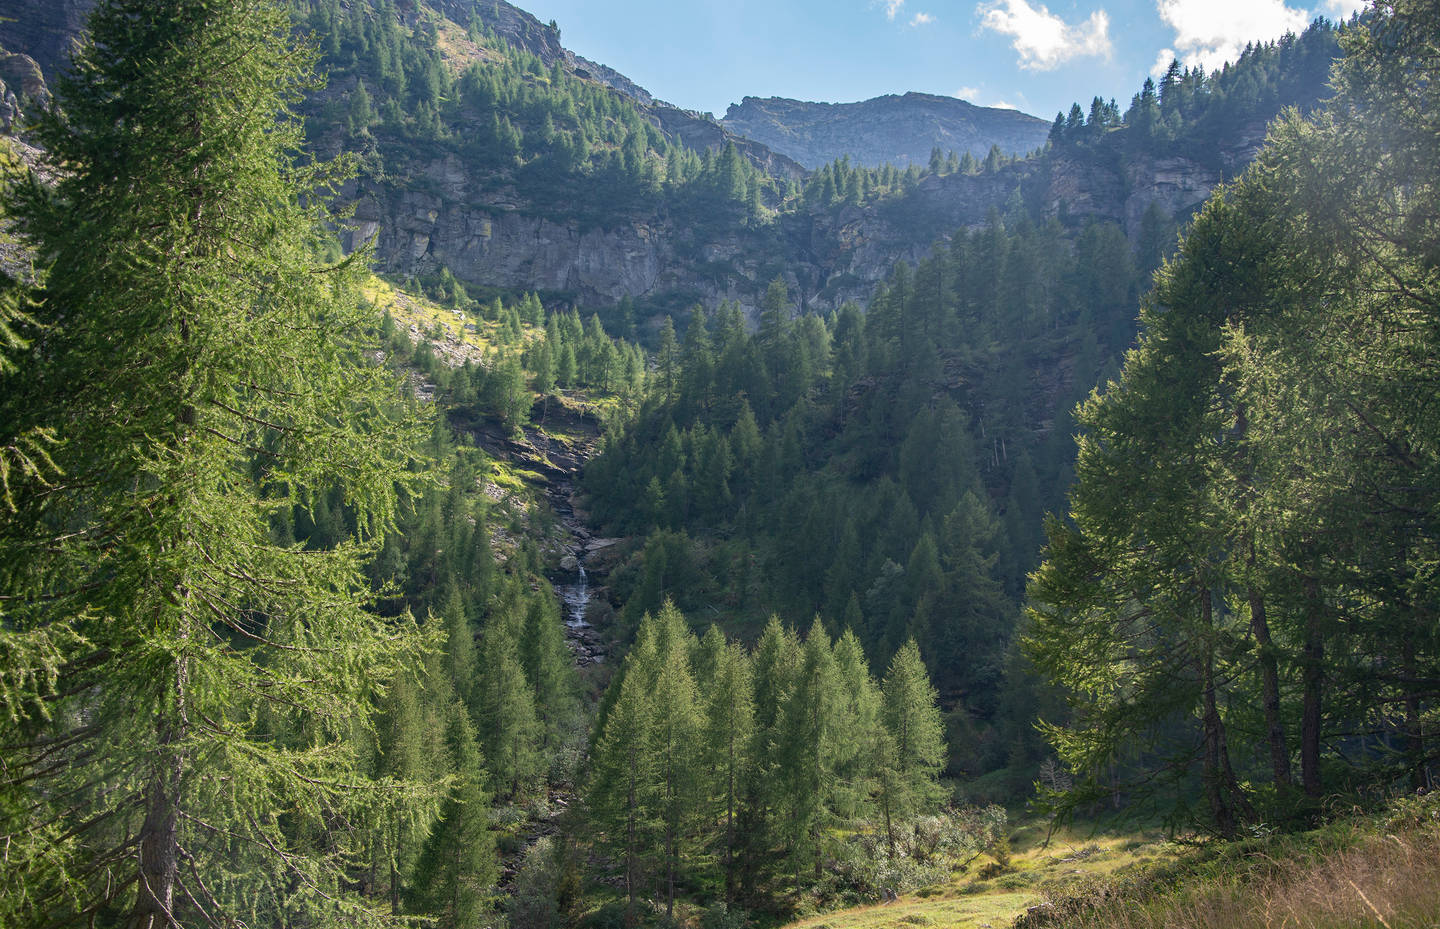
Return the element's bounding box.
[0,1,435,926]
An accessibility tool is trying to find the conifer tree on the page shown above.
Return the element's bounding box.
[0,1,431,924]
[643,604,703,917]
[700,628,755,899]
[879,641,946,852]
[586,631,657,916]
[830,629,883,820]
[777,626,841,879]
[408,705,498,928]
[519,595,578,768]
[441,583,479,710]
[475,620,543,797]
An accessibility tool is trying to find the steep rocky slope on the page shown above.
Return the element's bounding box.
[341,127,1252,317]
[722,92,1052,169]
[0,0,1301,321]
[0,0,89,80]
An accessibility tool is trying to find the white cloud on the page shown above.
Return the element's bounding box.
[910,11,936,25]
[1150,47,1177,79]
[954,87,1026,110]
[1155,0,1309,73]
[883,0,906,20]
[977,0,1113,71]
[1322,0,1367,17]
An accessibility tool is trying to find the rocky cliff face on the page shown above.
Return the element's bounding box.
[722,93,1052,170]
[0,51,47,131]
[0,0,91,79]
[0,0,1246,321]
[341,122,1247,319]
[1035,123,1268,239]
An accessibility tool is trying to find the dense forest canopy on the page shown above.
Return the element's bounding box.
[0,0,1436,928]
[1029,0,1440,832]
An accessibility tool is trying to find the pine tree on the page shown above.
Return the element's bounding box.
[475,620,543,797]
[519,595,578,769]
[643,603,703,918]
[776,626,840,880]
[0,1,432,924]
[587,627,658,916]
[441,584,479,710]
[656,315,680,404]
[879,641,946,852]
[699,628,755,900]
[831,630,883,821]
[408,705,499,928]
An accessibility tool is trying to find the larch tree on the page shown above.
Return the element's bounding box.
[585,629,658,917]
[0,0,432,925]
[643,604,703,918]
[474,617,543,798]
[408,704,498,929]
[879,640,946,853]
[699,628,755,900]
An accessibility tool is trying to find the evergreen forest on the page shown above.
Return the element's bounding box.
[0,1,1437,929]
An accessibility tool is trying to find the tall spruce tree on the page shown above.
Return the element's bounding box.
[700,628,755,900]
[0,1,432,925]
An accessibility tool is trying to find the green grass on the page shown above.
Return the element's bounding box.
[774,798,1440,929]
[364,275,541,361]
[785,891,1033,929]
[778,823,1178,929]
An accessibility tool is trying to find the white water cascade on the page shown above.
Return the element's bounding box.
[560,563,590,628]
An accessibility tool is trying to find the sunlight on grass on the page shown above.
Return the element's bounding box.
[364,274,544,362]
[779,824,1178,929]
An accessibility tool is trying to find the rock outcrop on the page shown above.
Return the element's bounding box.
[337,123,1243,318]
[0,0,91,81]
[0,0,1251,320]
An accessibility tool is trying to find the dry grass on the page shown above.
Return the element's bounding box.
[783,891,1034,929]
[1035,810,1440,929]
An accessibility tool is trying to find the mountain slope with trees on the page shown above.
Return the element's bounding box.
[0,1,1336,320]
[5,2,1434,929]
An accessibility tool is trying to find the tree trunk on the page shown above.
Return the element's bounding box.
[1199,591,1249,836]
[1248,584,1292,788]
[625,760,637,919]
[128,657,187,929]
[1235,404,1291,790]
[1200,648,1236,838]
[881,767,895,856]
[1301,575,1325,799]
[129,760,181,928]
[665,820,675,920]
[724,741,736,901]
[1402,638,1426,791]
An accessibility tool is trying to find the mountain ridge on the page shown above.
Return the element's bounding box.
[0,0,1329,320]
[722,91,1052,170]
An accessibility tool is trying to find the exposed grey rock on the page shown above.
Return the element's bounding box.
[0,0,1249,321]
[0,0,91,83]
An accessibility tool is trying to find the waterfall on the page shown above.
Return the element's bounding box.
[562,561,590,627]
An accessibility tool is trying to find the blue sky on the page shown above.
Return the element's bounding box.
[516,0,1366,120]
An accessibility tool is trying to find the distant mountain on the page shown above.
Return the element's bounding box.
[0,0,1333,320]
[722,92,1051,169]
